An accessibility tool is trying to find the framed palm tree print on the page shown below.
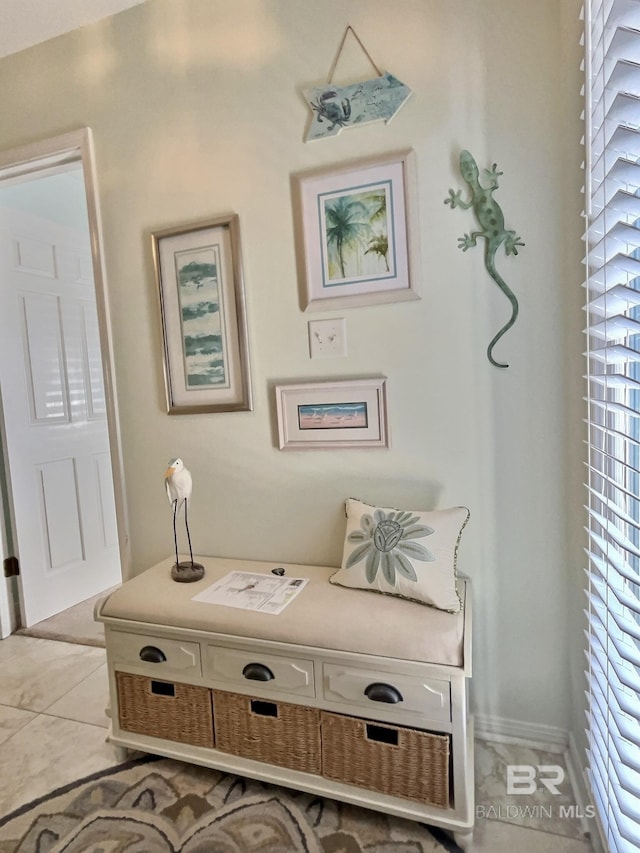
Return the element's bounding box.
[151,214,252,414]
[293,150,420,311]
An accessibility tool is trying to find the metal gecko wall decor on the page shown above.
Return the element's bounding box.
[303,26,412,142]
[445,150,525,369]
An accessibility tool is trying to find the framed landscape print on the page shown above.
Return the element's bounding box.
[275,378,389,450]
[293,150,420,311]
[151,214,252,414]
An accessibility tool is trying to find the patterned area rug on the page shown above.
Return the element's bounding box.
[0,755,460,852]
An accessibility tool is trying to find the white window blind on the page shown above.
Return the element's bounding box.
[585,1,640,850]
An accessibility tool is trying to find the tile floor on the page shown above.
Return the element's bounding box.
[0,634,595,852]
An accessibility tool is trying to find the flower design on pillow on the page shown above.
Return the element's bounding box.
[346,509,435,585]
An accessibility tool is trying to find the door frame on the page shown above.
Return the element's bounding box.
[0,128,130,638]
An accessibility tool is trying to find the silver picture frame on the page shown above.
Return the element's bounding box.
[151,213,252,414]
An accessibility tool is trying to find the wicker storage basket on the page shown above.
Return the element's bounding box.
[213,690,321,774]
[321,711,450,808]
[116,672,214,748]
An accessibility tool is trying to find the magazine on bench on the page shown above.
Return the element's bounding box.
[192,570,308,615]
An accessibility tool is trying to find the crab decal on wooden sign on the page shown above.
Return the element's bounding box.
[303,71,412,142]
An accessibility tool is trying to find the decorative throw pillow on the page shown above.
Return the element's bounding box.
[330,499,470,612]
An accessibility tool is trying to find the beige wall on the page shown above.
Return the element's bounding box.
[0,0,586,733]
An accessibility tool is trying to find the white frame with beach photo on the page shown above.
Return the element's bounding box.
[275,378,389,450]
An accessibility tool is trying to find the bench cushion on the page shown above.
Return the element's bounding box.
[99,556,466,667]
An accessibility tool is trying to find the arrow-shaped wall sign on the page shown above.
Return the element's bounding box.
[303,71,412,142]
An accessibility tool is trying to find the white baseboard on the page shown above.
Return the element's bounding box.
[474,713,568,753]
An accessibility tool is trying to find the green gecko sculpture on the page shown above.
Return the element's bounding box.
[445,150,524,368]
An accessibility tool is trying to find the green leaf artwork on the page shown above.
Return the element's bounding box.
[346,509,435,585]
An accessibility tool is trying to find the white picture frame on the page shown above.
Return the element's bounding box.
[275,378,389,450]
[293,149,420,311]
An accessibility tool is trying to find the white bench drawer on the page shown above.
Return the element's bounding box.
[107,630,201,675]
[205,645,315,698]
[323,663,450,723]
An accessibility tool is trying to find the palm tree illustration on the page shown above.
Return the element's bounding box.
[325,196,372,278]
[365,235,389,270]
[366,191,387,223]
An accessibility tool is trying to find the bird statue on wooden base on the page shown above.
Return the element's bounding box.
[164,457,205,582]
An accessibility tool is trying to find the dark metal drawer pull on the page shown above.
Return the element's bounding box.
[242,662,274,681]
[139,645,167,663]
[364,682,403,704]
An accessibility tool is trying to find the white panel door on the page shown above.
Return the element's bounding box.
[0,206,121,626]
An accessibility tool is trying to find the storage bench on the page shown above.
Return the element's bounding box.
[96,555,474,849]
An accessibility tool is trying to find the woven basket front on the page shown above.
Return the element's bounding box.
[213,690,321,774]
[321,711,450,808]
[116,672,214,748]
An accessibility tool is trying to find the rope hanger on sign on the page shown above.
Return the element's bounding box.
[325,25,383,83]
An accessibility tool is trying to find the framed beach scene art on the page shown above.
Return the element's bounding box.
[151,214,252,414]
[275,378,389,450]
[293,150,420,311]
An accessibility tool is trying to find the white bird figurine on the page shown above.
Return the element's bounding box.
[164,458,203,581]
